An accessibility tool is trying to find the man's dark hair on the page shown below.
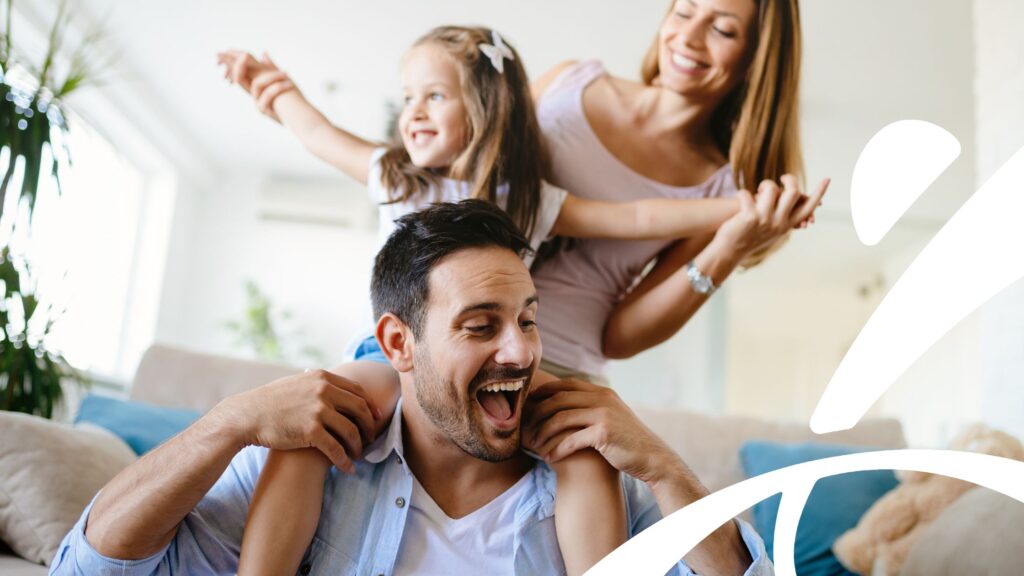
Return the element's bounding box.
[371,199,533,337]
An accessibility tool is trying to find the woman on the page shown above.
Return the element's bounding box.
[529,0,824,380]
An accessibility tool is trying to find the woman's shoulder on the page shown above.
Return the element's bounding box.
[532,60,580,101]
[532,59,612,101]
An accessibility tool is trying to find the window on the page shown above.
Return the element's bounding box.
[2,110,145,381]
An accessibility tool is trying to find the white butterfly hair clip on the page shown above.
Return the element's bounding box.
[479,30,515,74]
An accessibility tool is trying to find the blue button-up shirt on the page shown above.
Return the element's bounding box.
[50,402,772,575]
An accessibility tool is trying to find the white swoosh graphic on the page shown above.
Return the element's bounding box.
[585,451,1024,575]
[811,143,1024,434]
[851,120,960,245]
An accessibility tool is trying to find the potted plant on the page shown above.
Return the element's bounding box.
[0,0,106,417]
[0,246,81,418]
[225,280,326,367]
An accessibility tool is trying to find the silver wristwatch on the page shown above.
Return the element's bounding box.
[686,261,718,295]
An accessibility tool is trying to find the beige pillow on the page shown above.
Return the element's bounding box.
[901,486,1024,576]
[0,412,136,566]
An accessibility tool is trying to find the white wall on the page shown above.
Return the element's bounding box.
[974,0,1024,441]
[724,0,979,442]
[160,173,380,366]
[872,237,983,447]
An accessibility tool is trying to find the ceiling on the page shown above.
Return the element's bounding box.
[35,0,672,179]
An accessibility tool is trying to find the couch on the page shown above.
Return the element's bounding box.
[1,344,1016,574]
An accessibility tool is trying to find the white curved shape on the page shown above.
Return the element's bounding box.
[772,481,814,576]
[811,143,1024,434]
[851,120,960,245]
[585,450,1024,576]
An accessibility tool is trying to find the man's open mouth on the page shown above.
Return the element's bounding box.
[475,379,525,429]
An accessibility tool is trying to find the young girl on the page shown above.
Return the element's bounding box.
[219,26,811,576]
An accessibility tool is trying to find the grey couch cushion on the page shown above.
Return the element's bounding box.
[129,344,298,411]
[633,407,906,493]
[0,413,136,566]
[901,486,1024,576]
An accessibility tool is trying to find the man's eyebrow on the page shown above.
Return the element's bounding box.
[457,295,539,316]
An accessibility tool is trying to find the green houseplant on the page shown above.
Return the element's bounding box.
[0,246,80,418]
[0,0,105,417]
[225,280,326,367]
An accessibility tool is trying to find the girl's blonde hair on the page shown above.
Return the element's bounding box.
[379,26,547,239]
[641,0,804,266]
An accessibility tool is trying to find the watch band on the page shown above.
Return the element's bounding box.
[686,261,718,295]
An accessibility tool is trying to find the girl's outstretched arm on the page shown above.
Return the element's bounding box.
[218,50,377,184]
[551,194,740,240]
[236,361,401,576]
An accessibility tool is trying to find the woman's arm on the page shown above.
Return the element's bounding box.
[602,233,733,358]
[603,177,828,358]
[551,194,739,240]
[218,51,376,184]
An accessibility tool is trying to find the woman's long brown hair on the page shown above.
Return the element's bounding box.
[641,0,804,266]
[378,26,547,240]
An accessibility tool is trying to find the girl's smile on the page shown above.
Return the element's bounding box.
[399,43,469,169]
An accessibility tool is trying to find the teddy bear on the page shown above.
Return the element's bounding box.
[831,423,1024,576]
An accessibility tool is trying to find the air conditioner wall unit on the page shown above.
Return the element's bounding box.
[258,176,378,231]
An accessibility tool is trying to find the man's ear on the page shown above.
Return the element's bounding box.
[376,313,414,372]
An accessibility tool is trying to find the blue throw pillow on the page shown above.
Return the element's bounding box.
[739,441,899,576]
[75,395,202,455]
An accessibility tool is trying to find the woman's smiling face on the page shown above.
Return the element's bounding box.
[657,0,757,104]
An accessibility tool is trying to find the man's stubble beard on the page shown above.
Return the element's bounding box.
[412,343,522,463]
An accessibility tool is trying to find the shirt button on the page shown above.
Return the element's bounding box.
[395,496,406,508]
[299,563,311,575]
[395,454,403,464]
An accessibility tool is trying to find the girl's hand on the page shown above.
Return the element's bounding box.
[217,51,296,123]
[713,175,829,258]
[218,50,268,90]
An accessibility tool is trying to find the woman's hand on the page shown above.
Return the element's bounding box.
[217,50,297,123]
[713,175,830,259]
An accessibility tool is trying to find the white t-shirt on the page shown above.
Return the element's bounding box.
[367,148,569,268]
[393,472,532,576]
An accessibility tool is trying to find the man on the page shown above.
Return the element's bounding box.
[51,200,770,575]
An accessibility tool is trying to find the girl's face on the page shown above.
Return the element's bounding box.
[399,43,470,170]
[657,0,757,104]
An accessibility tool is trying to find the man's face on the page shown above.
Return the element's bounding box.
[410,246,541,461]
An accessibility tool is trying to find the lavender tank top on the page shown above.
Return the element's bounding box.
[532,60,737,376]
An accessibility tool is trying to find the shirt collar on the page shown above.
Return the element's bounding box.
[364,397,407,464]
